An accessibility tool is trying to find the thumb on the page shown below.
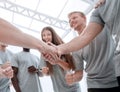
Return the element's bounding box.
[47,42,55,47]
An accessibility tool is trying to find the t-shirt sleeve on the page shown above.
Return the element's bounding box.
[72,51,84,71]
[90,8,104,25]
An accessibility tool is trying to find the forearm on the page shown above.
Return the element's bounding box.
[57,60,71,71]
[0,18,47,52]
[11,76,21,92]
[58,22,103,54]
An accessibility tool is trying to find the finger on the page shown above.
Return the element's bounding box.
[47,42,55,46]
[1,62,11,69]
[3,67,13,78]
[56,46,62,58]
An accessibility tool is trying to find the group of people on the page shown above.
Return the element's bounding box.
[0,0,120,92]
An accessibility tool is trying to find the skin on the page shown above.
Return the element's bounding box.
[0,18,55,54]
[0,62,13,78]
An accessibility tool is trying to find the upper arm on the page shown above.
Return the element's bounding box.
[83,22,104,40]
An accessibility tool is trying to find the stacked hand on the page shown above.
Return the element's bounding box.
[41,42,62,65]
[39,42,58,56]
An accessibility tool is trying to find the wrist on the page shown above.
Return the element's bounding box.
[66,69,75,75]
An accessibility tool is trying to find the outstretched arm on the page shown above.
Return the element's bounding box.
[0,18,53,53]
[57,22,103,54]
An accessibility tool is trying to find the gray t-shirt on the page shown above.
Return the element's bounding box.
[90,0,120,78]
[41,57,81,92]
[11,51,43,92]
[73,27,118,88]
[0,49,13,92]
[114,51,120,77]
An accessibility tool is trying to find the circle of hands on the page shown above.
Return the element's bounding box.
[28,42,79,85]
[0,62,13,79]
[42,52,61,65]
[42,42,62,65]
[41,42,76,85]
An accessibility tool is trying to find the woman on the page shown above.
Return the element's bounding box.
[40,26,81,92]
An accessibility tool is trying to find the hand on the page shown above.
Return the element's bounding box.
[41,67,49,75]
[3,67,13,78]
[65,73,74,85]
[1,62,13,78]
[0,62,13,78]
[39,42,58,55]
[42,42,61,65]
[94,0,105,8]
[28,66,38,73]
[42,52,61,65]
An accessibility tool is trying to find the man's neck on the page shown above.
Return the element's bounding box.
[78,25,86,35]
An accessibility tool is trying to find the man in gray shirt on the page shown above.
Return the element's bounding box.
[65,11,119,92]
[56,0,120,87]
[11,48,43,92]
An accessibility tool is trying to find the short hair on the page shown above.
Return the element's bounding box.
[68,11,86,18]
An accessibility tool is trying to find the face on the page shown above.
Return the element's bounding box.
[69,13,86,32]
[0,44,7,51]
[42,30,52,43]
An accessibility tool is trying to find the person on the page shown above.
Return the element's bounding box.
[40,26,81,92]
[0,43,13,92]
[65,11,120,92]
[51,0,120,86]
[11,48,43,92]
